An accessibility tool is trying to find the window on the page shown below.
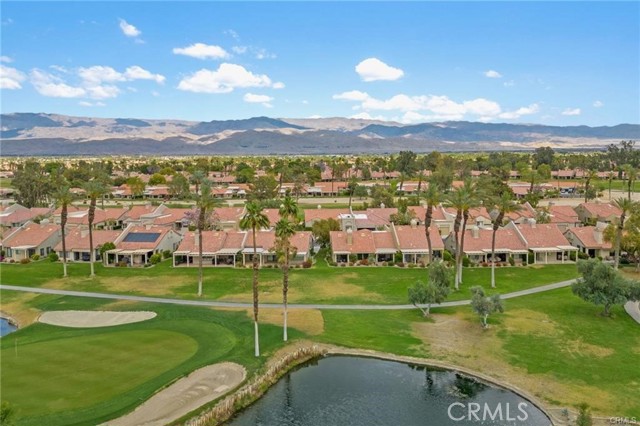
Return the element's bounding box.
[40,248,45,256]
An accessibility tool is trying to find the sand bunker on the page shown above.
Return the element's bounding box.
[38,310,157,328]
[105,362,246,426]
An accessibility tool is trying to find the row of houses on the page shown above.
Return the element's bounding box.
[0,200,622,266]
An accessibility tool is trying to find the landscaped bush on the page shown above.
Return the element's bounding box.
[349,254,357,263]
[48,252,59,262]
[162,250,172,259]
[302,259,312,268]
[359,258,369,266]
[30,254,40,261]
[348,262,354,266]
[443,250,453,262]
[528,252,535,264]
[462,256,471,267]
[117,261,128,267]
[508,256,515,266]
[481,262,488,267]
[20,258,31,264]
[381,261,388,266]
[149,253,162,265]
[578,251,589,260]
[396,262,405,268]
[408,263,416,268]
[569,251,577,261]
[394,251,403,263]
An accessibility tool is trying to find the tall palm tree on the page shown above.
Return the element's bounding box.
[607,171,616,200]
[52,184,74,277]
[190,169,206,195]
[195,180,220,297]
[240,201,270,357]
[613,197,635,269]
[443,186,467,290]
[456,180,481,285]
[83,180,107,277]
[488,192,521,288]
[279,193,301,224]
[623,165,637,201]
[423,181,441,264]
[274,217,297,341]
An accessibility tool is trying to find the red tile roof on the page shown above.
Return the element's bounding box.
[395,224,444,250]
[462,227,527,253]
[54,229,121,251]
[516,223,572,248]
[578,202,623,219]
[331,229,376,254]
[2,222,59,248]
[116,226,173,250]
[565,226,612,249]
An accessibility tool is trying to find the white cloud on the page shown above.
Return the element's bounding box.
[49,65,69,73]
[255,49,276,60]
[0,65,26,89]
[119,19,141,37]
[243,92,274,107]
[561,108,581,116]
[232,46,247,54]
[177,63,273,94]
[503,80,515,87]
[484,70,502,78]
[498,103,539,119]
[79,101,106,107]
[173,43,230,60]
[593,100,604,108]
[272,81,285,89]
[355,58,404,82]
[0,56,13,63]
[334,89,540,123]
[124,66,165,84]
[333,90,371,102]
[85,85,120,99]
[30,69,86,98]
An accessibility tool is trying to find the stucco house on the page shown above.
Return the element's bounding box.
[55,228,121,262]
[574,202,622,225]
[104,224,182,267]
[564,223,614,259]
[2,221,61,262]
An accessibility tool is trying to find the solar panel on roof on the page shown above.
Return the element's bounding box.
[122,232,161,243]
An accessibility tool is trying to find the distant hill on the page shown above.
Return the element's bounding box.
[1,112,638,156]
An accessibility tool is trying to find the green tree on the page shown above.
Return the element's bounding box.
[370,184,395,208]
[190,170,207,195]
[279,193,301,225]
[12,161,52,207]
[396,150,417,193]
[248,175,278,201]
[583,170,599,203]
[52,184,74,277]
[534,146,555,166]
[83,180,107,277]
[148,173,166,185]
[488,192,521,288]
[311,218,340,247]
[408,262,453,316]
[571,259,640,316]
[0,401,15,426]
[126,176,145,198]
[99,242,116,257]
[622,164,637,201]
[194,181,220,297]
[168,173,190,199]
[239,201,270,357]
[576,403,593,426]
[470,286,504,328]
[612,197,636,269]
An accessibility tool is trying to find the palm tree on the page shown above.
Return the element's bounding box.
[279,193,301,224]
[423,181,441,264]
[190,169,206,195]
[52,185,74,277]
[83,180,107,277]
[488,192,521,288]
[456,180,481,285]
[194,180,220,297]
[240,201,270,357]
[274,218,297,341]
[443,186,466,290]
[613,197,635,269]
[607,171,615,200]
[623,165,637,201]
[583,170,598,202]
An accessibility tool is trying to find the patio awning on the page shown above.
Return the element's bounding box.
[216,248,241,255]
[557,245,578,250]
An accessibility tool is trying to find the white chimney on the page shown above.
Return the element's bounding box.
[81,229,89,238]
[410,219,418,229]
[380,203,385,209]
[471,225,479,239]
[528,218,537,228]
[347,228,353,245]
[594,222,606,244]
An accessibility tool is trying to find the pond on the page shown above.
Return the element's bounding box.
[229,356,551,426]
[0,317,17,337]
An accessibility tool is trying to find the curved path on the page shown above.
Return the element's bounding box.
[625,301,640,323]
[0,279,576,310]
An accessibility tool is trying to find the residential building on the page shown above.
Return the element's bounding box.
[564,223,614,259]
[2,221,61,261]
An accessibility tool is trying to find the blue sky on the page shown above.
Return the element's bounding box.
[1,1,638,126]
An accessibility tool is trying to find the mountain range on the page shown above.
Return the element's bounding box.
[1,113,638,156]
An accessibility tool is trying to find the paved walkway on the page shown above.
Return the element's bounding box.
[624,301,640,324]
[0,279,577,310]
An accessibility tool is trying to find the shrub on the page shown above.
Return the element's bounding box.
[20,258,31,264]
[149,253,162,264]
[162,249,172,259]
[10,259,15,263]
[359,258,369,266]
[387,261,394,266]
[302,259,312,268]
[408,263,416,268]
[481,262,489,267]
[508,256,515,266]
[329,261,337,267]
[382,261,388,266]
[348,262,354,266]
[48,252,59,262]
[569,251,577,261]
[443,250,453,262]
[397,262,405,268]
[527,252,535,264]
[462,256,471,267]
[578,251,589,260]
[349,254,357,263]
[31,253,40,261]
[117,261,128,267]
[394,251,403,263]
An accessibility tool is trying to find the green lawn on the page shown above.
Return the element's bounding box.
[0,258,579,305]
[0,295,298,426]
[0,178,12,188]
